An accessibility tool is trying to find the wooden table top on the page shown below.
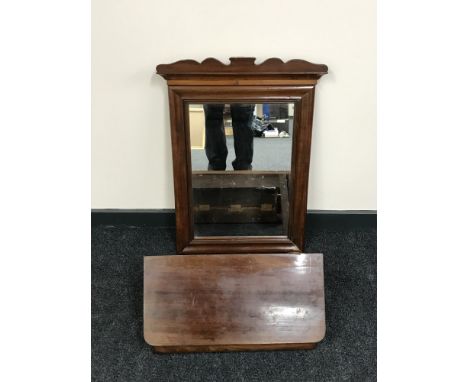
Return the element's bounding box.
[144,253,325,352]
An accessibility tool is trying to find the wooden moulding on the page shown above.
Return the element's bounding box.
[156,57,328,76]
[152,343,316,353]
[144,253,326,353]
[156,57,328,85]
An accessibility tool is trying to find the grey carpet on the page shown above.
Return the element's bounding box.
[92,224,376,382]
[191,136,293,171]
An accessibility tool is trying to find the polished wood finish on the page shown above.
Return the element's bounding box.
[157,57,327,80]
[180,236,299,255]
[153,343,316,353]
[144,253,325,353]
[167,79,318,86]
[157,58,327,254]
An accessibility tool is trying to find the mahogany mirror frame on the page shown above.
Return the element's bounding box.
[156,58,328,255]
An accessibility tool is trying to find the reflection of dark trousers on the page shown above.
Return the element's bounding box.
[204,104,254,170]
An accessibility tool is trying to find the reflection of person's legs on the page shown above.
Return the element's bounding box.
[204,104,227,170]
[230,104,254,170]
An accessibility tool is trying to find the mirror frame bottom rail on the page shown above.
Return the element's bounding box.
[181,236,300,255]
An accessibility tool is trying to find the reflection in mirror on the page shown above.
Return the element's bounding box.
[189,103,294,237]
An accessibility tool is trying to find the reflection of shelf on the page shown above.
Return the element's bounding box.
[265,117,293,134]
[192,171,289,236]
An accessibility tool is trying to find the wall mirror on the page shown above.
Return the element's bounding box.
[156,57,328,254]
[189,102,294,237]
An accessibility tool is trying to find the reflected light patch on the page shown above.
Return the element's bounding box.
[294,254,310,274]
[294,254,308,267]
[263,305,308,320]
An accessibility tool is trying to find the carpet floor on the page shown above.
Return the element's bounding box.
[92,224,376,381]
[191,136,292,171]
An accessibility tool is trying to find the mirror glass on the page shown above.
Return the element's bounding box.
[188,103,294,237]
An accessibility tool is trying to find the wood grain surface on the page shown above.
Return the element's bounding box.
[156,57,328,80]
[144,253,325,352]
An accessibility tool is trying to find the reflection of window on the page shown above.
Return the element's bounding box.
[188,104,205,149]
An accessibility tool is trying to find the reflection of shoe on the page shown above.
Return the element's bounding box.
[263,128,279,137]
[208,164,226,171]
[232,164,252,171]
[279,131,290,138]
